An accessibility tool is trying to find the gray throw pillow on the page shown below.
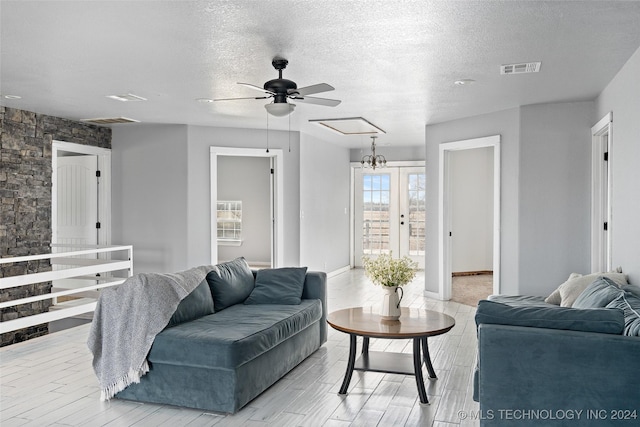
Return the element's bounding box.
[206,257,255,311]
[244,267,307,305]
[545,271,628,307]
[572,277,623,309]
[167,279,214,327]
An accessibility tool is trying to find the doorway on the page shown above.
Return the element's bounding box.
[352,164,426,268]
[51,141,112,300]
[52,141,112,247]
[439,135,500,301]
[210,147,284,267]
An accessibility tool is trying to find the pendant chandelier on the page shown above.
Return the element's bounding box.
[361,136,387,169]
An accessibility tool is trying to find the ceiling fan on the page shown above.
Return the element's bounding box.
[214,58,341,116]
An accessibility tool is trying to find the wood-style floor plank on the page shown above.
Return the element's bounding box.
[0,269,481,426]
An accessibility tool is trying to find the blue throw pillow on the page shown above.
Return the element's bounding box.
[622,284,640,298]
[475,300,624,335]
[244,267,307,305]
[606,291,640,337]
[206,257,255,311]
[167,279,214,327]
[572,276,623,309]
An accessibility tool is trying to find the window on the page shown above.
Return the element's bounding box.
[217,201,242,244]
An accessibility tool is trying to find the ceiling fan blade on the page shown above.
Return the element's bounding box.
[292,83,335,96]
[214,96,271,101]
[292,95,341,107]
[238,82,276,95]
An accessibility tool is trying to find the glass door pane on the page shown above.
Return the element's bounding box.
[354,168,399,267]
[407,172,426,256]
[362,174,391,254]
[400,167,426,268]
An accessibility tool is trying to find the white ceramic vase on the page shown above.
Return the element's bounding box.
[380,286,403,320]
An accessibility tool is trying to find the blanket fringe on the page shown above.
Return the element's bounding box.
[100,359,150,401]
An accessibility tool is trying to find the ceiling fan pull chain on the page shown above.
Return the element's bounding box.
[288,113,291,153]
[266,110,270,153]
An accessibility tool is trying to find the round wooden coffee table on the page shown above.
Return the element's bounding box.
[327,307,455,405]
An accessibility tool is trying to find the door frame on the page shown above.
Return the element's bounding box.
[349,160,425,268]
[439,135,500,300]
[210,147,284,267]
[52,140,112,248]
[591,112,613,272]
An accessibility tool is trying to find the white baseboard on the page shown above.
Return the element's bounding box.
[327,265,351,278]
[423,289,446,301]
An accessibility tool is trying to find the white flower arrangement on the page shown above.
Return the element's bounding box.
[362,252,418,287]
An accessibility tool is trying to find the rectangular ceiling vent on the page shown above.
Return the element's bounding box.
[106,93,147,102]
[81,117,140,125]
[500,62,541,75]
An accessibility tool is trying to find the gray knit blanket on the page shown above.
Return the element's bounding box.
[87,265,212,400]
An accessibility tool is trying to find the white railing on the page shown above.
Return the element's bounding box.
[0,245,133,334]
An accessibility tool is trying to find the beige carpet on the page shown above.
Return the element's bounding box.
[451,273,493,307]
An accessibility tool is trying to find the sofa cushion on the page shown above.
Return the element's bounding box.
[606,291,640,337]
[206,257,254,311]
[475,300,624,334]
[572,277,623,309]
[166,279,214,328]
[544,271,628,307]
[244,267,307,305]
[148,299,322,369]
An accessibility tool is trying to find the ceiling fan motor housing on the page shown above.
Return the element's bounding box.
[264,78,297,103]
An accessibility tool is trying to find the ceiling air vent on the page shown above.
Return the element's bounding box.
[106,93,147,102]
[500,62,541,75]
[81,117,140,125]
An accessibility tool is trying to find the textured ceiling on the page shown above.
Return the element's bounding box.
[2,1,640,148]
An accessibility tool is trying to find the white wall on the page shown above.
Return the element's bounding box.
[425,101,595,298]
[186,125,301,267]
[112,124,301,273]
[111,124,189,273]
[300,133,351,272]
[450,147,493,273]
[596,45,640,285]
[217,156,271,265]
[518,101,594,295]
[426,108,521,296]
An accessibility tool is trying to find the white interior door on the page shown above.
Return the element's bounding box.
[56,155,98,247]
[53,155,99,297]
[354,166,425,268]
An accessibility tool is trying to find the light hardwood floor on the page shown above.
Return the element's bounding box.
[0,269,480,427]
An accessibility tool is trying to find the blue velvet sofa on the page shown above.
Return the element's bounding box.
[474,276,640,426]
[116,258,327,414]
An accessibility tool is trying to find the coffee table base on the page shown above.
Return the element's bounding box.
[338,335,436,405]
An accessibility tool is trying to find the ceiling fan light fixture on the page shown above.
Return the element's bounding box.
[265,102,295,117]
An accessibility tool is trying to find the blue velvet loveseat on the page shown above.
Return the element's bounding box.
[474,274,640,426]
[116,258,327,414]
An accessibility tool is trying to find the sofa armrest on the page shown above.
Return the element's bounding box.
[477,324,640,426]
[302,271,328,345]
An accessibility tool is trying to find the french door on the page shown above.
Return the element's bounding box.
[354,166,425,268]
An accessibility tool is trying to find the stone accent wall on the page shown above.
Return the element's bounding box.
[0,107,111,346]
